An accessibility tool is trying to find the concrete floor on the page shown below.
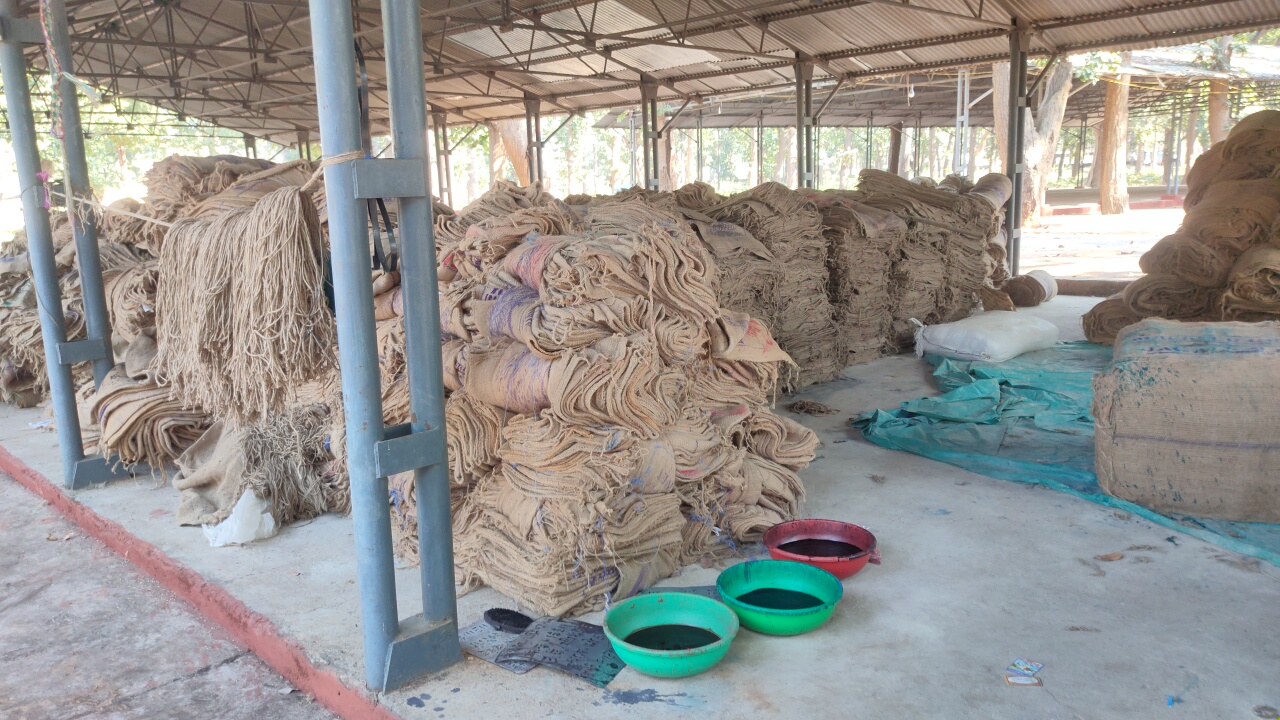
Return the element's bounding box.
[0,473,334,720]
[1,296,1278,719]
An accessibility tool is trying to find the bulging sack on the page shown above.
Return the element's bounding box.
[914,311,1059,362]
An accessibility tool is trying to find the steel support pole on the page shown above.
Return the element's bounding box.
[953,69,971,176]
[306,0,397,691]
[696,112,703,183]
[523,94,542,185]
[381,0,462,688]
[628,115,637,187]
[431,108,453,207]
[45,0,113,388]
[756,114,763,185]
[795,58,814,189]
[866,116,873,170]
[0,0,86,489]
[640,76,660,190]
[1005,20,1029,277]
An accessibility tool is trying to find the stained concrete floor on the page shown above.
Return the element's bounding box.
[1,296,1278,719]
[0,474,335,720]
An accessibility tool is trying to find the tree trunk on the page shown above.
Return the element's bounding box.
[684,132,696,186]
[967,126,979,179]
[992,59,1075,225]
[1097,73,1131,214]
[1073,127,1085,186]
[466,152,480,205]
[1162,120,1175,187]
[772,127,794,184]
[888,123,904,175]
[1134,139,1144,176]
[487,123,507,186]
[1208,79,1231,144]
[609,130,626,191]
[659,132,674,190]
[1208,38,1232,143]
[492,118,529,185]
[838,129,853,188]
[928,126,938,178]
[1184,107,1200,177]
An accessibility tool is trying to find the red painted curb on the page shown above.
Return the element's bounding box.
[0,443,398,720]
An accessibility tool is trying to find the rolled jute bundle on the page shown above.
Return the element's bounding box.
[1183,179,1280,255]
[90,363,211,470]
[1138,232,1234,289]
[460,337,683,438]
[155,186,335,426]
[1003,270,1058,307]
[738,409,821,473]
[103,259,158,343]
[447,203,578,282]
[1218,245,1280,317]
[1183,142,1273,209]
[1219,109,1280,173]
[434,180,556,253]
[1122,273,1215,320]
[1082,294,1143,345]
[673,181,724,212]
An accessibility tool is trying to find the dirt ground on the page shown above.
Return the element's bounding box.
[1019,207,1184,279]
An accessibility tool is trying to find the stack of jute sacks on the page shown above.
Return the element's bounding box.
[400,192,816,617]
[709,183,845,389]
[802,192,907,366]
[1084,110,1280,344]
[0,153,356,533]
[856,170,1012,350]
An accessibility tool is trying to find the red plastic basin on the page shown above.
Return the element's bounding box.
[764,519,880,580]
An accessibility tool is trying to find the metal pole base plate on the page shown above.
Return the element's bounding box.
[68,455,140,490]
[381,613,463,691]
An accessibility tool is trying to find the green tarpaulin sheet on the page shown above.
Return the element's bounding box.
[853,342,1280,566]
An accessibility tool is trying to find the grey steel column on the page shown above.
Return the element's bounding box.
[0,0,85,487]
[45,0,113,387]
[640,76,660,190]
[1005,20,1029,276]
[747,112,757,183]
[696,112,703,183]
[523,94,540,184]
[306,0,396,691]
[795,57,814,189]
[431,108,453,207]
[866,116,873,170]
[380,0,462,687]
[953,69,971,176]
[628,114,637,187]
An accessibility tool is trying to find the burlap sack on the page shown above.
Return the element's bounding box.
[1094,319,1280,522]
[172,422,248,526]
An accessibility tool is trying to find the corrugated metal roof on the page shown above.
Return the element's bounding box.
[27,0,1280,142]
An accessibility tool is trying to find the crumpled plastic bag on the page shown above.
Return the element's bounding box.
[203,489,278,547]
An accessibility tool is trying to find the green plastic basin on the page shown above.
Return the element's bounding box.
[603,592,739,678]
[716,559,843,636]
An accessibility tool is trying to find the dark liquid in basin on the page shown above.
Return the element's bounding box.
[736,588,824,610]
[778,538,862,557]
[624,624,720,651]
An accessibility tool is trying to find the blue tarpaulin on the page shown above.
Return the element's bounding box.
[853,342,1280,566]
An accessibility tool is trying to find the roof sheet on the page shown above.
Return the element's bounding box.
[20,0,1280,143]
